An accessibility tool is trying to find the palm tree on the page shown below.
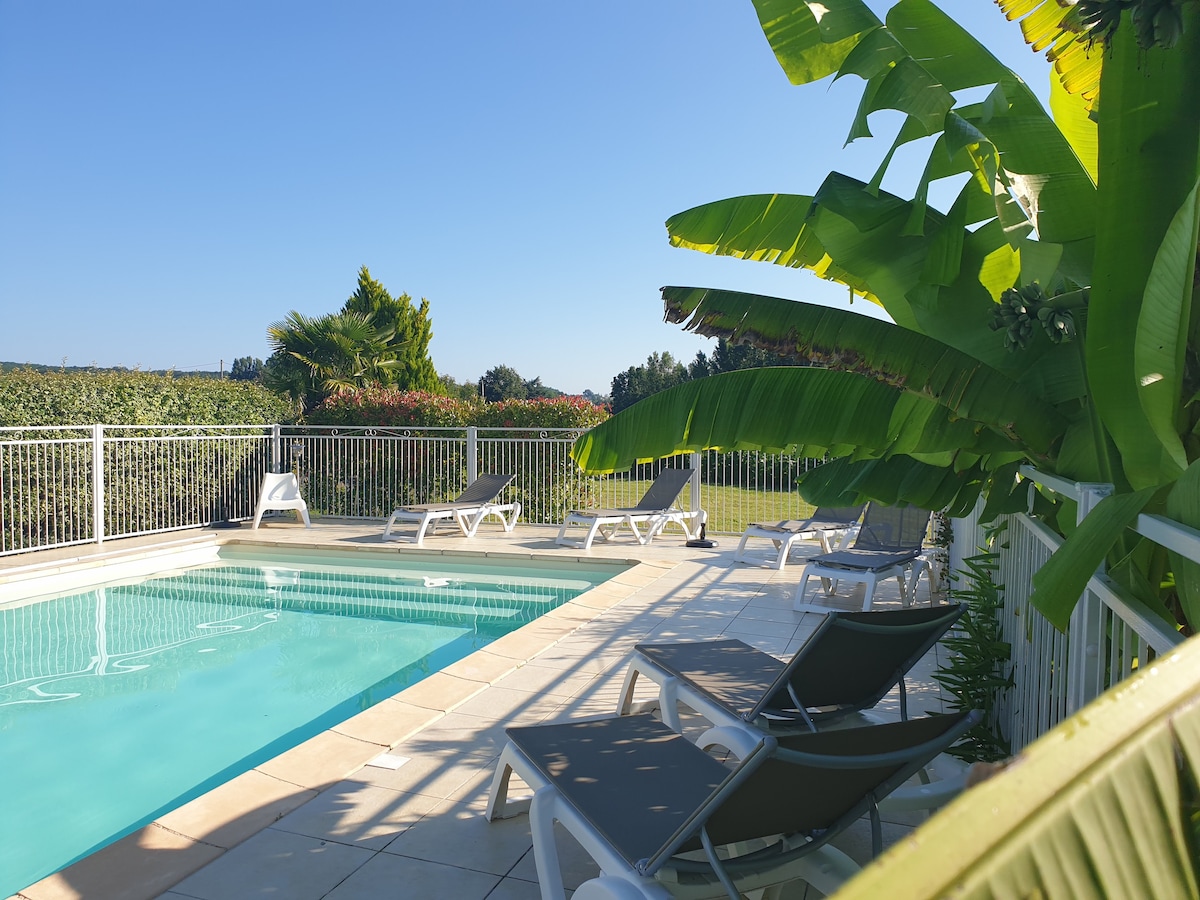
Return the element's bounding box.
[264,309,398,413]
[573,0,1200,631]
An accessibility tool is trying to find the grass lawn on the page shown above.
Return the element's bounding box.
[589,479,818,535]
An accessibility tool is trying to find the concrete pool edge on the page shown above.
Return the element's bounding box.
[11,532,680,900]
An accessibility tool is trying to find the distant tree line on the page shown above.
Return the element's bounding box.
[8,266,814,427]
[609,339,808,413]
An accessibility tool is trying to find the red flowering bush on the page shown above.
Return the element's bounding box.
[308,387,481,427]
[474,395,609,430]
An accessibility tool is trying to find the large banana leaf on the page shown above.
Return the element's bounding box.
[1167,461,1200,629]
[665,194,876,301]
[1086,15,1200,491]
[828,631,1200,899]
[751,0,881,86]
[1029,487,1161,630]
[667,172,1091,405]
[571,366,1044,475]
[998,0,1102,112]
[660,286,1066,453]
[749,0,1097,280]
[794,453,1001,517]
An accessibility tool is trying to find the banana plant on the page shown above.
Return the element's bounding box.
[571,0,1200,631]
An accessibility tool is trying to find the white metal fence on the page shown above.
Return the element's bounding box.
[951,466,1188,752]
[0,424,823,556]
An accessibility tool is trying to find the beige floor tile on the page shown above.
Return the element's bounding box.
[157,769,318,849]
[255,731,383,791]
[394,711,512,760]
[484,626,566,661]
[391,671,488,712]
[347,746,494,799]
[507,823,601,892]
[22,825,224,900]
[439,649,521,685]
[330,698,444,746]
[322,853,501,900]
[493,664,598,699]
[169,828,373,900]
[452,685,570,723]
[383,798,532,875]
[270,781,440,850]
[482,877,544,900]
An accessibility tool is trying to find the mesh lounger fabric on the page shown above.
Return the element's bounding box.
[628,605,966,727]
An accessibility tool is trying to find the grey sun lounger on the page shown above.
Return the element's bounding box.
[733,504,865,570]
[382,473,521,545]
[486,710,979,900]
[794,503,933,612]
[555,467,705,549]
[618,604,967,734]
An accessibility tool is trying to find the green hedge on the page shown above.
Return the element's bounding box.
[0,369,295,427]
[307,388,609,430]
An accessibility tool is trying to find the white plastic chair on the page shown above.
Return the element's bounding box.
[252,472,311,529]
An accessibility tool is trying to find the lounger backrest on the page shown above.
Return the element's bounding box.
[633,468,695,511]
[852,503,931,552]
[808,504,866,527]
[754,604,967,717]
[453,473,515,505]
[649,711,978,872]
[701,712,975,848]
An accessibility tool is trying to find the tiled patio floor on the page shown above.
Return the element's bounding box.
[4,520,954,900]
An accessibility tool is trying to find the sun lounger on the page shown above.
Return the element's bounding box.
[556,467,704,550]
[733,504,865,569]
[795,503,933,612]
[618,604,966,734]
[382,473,521,545]
[486,710,978,900]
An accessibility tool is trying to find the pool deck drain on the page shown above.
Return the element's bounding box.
[4,521,951,900]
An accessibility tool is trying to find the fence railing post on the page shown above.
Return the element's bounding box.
[93,424,105,546]
[1068,482,1113,713]
[466,427,478,484]
[270,424,282,474]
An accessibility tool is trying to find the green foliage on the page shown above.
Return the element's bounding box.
[0,370,287,552]
[934,551,1013,763]
[308,387,481,428]
[481,365,528,402]
[343,266,439,393]
[0,369,294,427]
[264,266,440,414]
[610,352,690,413]
[308,387,607,430]
[229,356,263,382]
[438,374,481,401]
[473,396,609,430]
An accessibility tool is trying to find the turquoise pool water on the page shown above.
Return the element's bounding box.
[0,547,625,895]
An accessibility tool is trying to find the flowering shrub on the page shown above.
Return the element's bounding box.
[308,388,482,427]
[474,395,609,430]
[309,388,608,430]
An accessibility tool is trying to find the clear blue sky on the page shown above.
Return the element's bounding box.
[0,1,1050,395]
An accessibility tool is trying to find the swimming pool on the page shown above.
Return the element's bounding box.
[0,544,628,896]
